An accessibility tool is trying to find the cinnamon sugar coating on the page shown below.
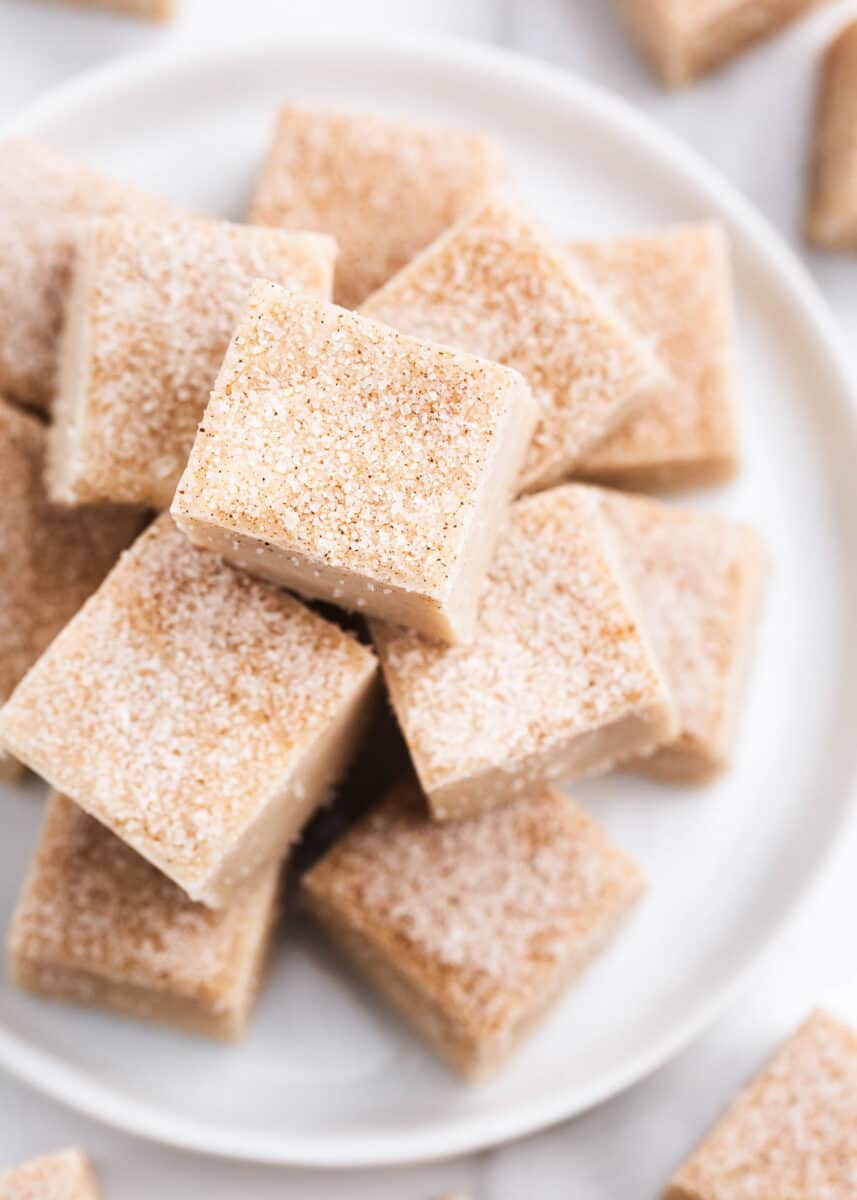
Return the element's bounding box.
[370,485,677,820]
[49,214,335,508]
[598,488,767,782]
[0,139,174,413]
[0,515,378,907]
[806,20,857,249]
[304,780,644,1077]
[9,793,281,1040]
[249,105,504,308]
[0,398,143,779]
[172,281,537,643]
[0,1149,100,1200]
[666,1010,857,1199]
[569,224,739,490]
[362,195,666,493]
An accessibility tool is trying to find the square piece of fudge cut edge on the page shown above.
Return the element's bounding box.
[361,195,668,495]
[49,214,336,509]
[370,484,678,821]
[665,1009,857,1200]
[171,282,538,644]
[304,779,645,1078]
[0,1149,101,1200]
[0,515,378,907]
[9,793,281,1040]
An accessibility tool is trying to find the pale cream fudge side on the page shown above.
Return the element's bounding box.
[0,1149,100,1200]
[249,105,504,308]
[304,780,644,1078]
[615,0,825,87]
[598,488,767,783]
[0,139,173,413]
[0,398,144,782]
[0,516,378,907]
[9,793,281,1040]
[665,1010,857,1199]
[569,225,739,490]
[62,0,175,18]
[362,195,666,493]
[370,486,677,821]
[49,215,336,508]
[172,283,537,644]
[806,21,857,250]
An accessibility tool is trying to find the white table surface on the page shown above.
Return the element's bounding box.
[1,1,856,1196]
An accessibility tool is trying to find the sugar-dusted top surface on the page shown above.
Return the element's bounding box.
[598,488,766,758]
[173,282,531,597]
[569,224,737,473]
[670,1010,857,1199]
[0,398,143,702]
[0,138,174,410]
[0,1149,95,1200]
[0,515,376,885]
[61,214,335,506]
[370,485,669,790]
[362,195,663,490]
[305,780,643,1036]
[10,794,279,1000]
[249,105,504,308]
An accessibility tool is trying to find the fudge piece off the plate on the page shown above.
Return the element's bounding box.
[304,780,644,1077]
[598,488,767,783]
[806,20,857,250]
[172,282,537,643]
[49,214,335,508]
[370,485,677,820]
[666,1009,857,1200]
[0,398,143,782]
[0,1149,100,1200]
[249,104,504,308]
[362,195,666,493]
[9,793,281,1040]
[0,515,378,907]
[0,139,173,413]
[569,224,739,490]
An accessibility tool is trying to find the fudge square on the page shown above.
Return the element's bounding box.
[49,214,336,508]
[806,21,857,250]
[0,515,378,907]
[0,139,173,414]
[370,485,677,821]
[614,0,824,87]
[598,488,767,783]
[361,195,666,494]
[0,398,143,782]
[249,105,504,308]
[63,0,175,18]
[171,282,537,644]
[569,224,739,491]
[0,1149,100,1200]
[666,1010,857,1199]
[304,780,644,1077]
[9,793,281,1040]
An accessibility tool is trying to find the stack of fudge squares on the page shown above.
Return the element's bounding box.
[0,108,769,1078]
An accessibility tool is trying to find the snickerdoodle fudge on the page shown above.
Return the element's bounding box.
[370,485,677,820]
[806,20,857,250]
[665,1010,857,1199]
[0,1149,100,1200]
[569,224,739,490]
[9,793,281,1040]
[304,780,644,1077]
[172,282,536,643]
[49,214,335,508]
[0,399,143,782]
[0,516,378,906]
[249,105,504,307]
[615,0,825,87]
[0,139,173,413]
[361,195,665,493]
[599,488,767,783]
[63,0,174,17]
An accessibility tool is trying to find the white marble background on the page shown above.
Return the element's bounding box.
[1,1,856,1196]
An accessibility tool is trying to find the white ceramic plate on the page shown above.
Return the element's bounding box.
[2,33,857,1168]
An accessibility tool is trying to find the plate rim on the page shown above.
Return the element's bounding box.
[2,28,856,1168]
